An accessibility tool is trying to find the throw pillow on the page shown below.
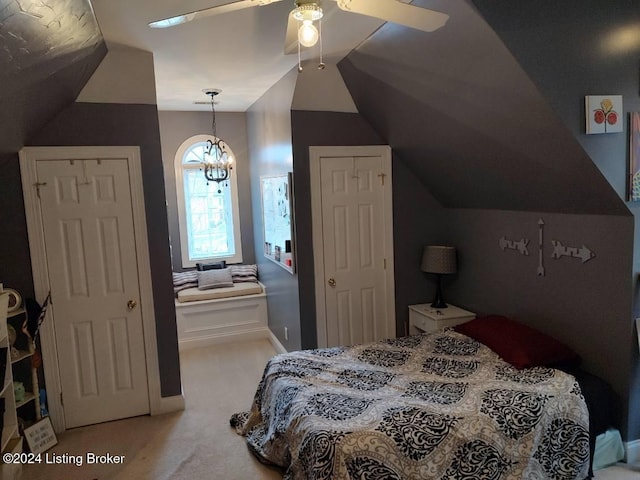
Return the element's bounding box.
[196,261,227,271]
[454,315,581,370]
[230,264,258,283]
[197,268,234,290]
[172,271,198,294]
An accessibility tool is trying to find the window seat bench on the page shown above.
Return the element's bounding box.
[174,281,268,350]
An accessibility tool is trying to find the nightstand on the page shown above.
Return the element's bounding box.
[408,303,475,334]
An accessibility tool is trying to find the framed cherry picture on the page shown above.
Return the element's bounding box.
[585,95,623,134]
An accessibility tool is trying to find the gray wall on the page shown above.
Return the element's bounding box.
[389,158,451,335]
[158,110,255,271]
[447,209,633,431]
[247,68,302,351]
[472,0,640,441]
[0,17,106,300]
[338,0,627,216]
[28,102,182,398]
[336,0,637,438]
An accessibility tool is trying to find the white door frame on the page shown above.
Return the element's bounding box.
[19,146,164,433]
[310,145,396,348]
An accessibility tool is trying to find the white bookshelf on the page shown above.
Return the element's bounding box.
[1,292,21,479]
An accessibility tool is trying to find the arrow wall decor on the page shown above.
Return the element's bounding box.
[498,217,596,275]
[499,237,529,255]
[537,218,545,276]
[551,240,596,263]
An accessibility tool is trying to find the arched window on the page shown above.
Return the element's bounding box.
[175,134,242,267]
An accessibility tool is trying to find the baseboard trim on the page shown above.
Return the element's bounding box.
[178,327,270,351]
[152,393,185,415]
[269,329,288,354]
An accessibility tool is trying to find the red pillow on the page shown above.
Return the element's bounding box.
[453,315,580,369]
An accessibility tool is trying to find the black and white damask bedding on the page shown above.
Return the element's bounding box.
[230,330,590,480]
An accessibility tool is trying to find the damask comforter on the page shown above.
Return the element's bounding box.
[231,330,590,480]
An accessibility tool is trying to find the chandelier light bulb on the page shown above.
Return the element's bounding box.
[298,20,319,47]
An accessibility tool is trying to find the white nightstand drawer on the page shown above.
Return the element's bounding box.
[408,304,475,334]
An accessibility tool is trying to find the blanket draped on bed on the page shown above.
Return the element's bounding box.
[231,330,590,480]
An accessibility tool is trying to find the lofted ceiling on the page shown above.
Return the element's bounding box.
[0,0,630,215]
[0,0,106,154]
[89,0,393,112]
[338,0,630,214]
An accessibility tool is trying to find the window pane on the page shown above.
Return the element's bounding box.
[183,160,236,261]
[184,144,206,165]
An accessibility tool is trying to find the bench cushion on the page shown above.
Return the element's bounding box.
[176,282,263,303]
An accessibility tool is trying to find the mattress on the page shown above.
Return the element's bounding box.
[176,281,263,303]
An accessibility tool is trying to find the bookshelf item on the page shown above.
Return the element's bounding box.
[1,292,43,474]
[1,293,22,480]
[7,306,41,425]
[24,417,57,454]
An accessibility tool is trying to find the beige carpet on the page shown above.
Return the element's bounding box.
[594,465,640,479]
[19,339,283,480]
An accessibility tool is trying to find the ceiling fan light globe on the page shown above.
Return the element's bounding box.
[298,20,319,47]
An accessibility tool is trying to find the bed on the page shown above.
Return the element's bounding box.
[231,324,591,480]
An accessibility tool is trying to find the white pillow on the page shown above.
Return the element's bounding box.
[197,268,234,290]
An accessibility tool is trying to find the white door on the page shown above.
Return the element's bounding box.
[36,158,150,428]
[311,146,395,348]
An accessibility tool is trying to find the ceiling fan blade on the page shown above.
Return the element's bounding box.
[149,0,284,28]
[333,0,449,32]
[284,12,299,55]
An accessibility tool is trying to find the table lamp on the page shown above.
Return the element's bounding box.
[421,245,457,308]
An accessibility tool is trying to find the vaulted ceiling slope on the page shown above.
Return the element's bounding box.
[338,0,628,215]
[0,0,106,154]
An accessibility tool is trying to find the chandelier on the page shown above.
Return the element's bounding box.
[202,88,233,192]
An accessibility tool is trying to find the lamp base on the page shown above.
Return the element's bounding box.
[430,299,449,308]
[430,274,449,308]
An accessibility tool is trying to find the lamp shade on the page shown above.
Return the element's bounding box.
[421,246,457,274]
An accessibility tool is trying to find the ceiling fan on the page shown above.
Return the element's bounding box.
[149,0,449,55]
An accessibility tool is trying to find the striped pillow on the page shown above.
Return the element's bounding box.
[172,271,198,294]
[230,264,258,283]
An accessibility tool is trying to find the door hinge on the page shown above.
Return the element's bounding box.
[377,173,386,186]
[60,392,64,406]
[384,258,387,269]
[34,182,47,199]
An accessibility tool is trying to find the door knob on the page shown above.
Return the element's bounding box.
[328,278,336,287]
[127,300,138,310]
